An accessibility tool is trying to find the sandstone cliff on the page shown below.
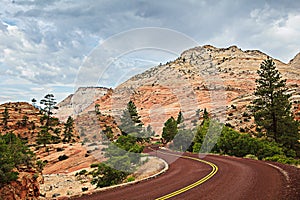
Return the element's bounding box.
[88,45,300,135]
[0,169,43,200]
[54,87,109,122]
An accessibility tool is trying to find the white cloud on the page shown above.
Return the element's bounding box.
[0,0,300,103]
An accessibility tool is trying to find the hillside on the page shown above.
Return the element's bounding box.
[82,45,300,135]
[0,102,53,144]
[54,87,110,122]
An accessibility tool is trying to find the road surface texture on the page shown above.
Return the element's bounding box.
[73,148,300,200]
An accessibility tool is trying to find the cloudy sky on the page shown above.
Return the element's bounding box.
[1,0,300,104]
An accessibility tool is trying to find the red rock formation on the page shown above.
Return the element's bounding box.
[56,45,300,136]
[0,170,43,200]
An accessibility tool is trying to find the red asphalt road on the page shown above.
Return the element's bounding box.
[73,149,291,200]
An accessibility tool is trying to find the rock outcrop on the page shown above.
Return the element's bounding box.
[87,45,300,135]
[55,45,300,136]
[0,102,50,144]
[0,169,43,200]
[54,87,109,122]
[0,102,79,144]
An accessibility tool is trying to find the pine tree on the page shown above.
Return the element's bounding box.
[162,116,178,144]
[63,116,74,143]
[37,127,52,147]
[95,104,100,115]
[177,111,183,125]
[31,98,37,107]
[119,101,143,137]
[127,101,142,125]
[203,108,209,120]
[252,58,299,154]
[2,107,9,130]
[40,94,58,127]
[0,132,35,186]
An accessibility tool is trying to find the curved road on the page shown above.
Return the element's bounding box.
[74,149,290,200]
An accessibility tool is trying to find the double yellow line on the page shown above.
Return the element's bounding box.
[155,150,218,200]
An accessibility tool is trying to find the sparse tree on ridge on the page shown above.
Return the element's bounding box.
[63,116,74,143]
[95,104,100,115]
[2,107,9,130]
[31,98,37,107]
[40,94,58,127]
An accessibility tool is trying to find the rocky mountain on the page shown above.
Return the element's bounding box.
[83,45,300,135]
[54,87,110,122]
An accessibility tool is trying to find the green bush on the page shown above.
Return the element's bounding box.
[0,132,35,186]
[90,163,99,168]
[191,120,288,161]
[79,169,87,175]
[91,163,129,188]
[192,142,201,153]
[126,176,135,182]
[56,147,64,152]
[264,155,300,165]
[58,154,69,161]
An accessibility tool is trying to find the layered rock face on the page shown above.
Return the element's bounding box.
[89,45,300,135]
[0,102,50,144]
[0,170,43,200]
[0,102,80,144]
[56,45,300,135]
[54,87,109,122]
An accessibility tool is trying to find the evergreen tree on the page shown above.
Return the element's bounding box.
[63,116,74,143]
[2,107,9,130]
[162,116,178,144]
[31,98,37,107]
[177,111,183,125]
[127,101,142,125]
[51,128,61,144]
[252,58,299,154]
[0,132,35,186]
[36,127,52,147]
[119,101,143,139]
[203,108,209,120]
[21,115,28,127]
[95,104,100,115]
[40,94,58,127]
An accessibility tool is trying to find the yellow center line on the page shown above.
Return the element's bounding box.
[154,150,218,200]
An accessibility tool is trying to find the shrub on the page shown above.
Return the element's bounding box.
[56,147,64,152]
[264,155,300,165]
[58,154,69,161]
[242,112,250,117]
[79,169,87,175]
[126,176,135,182]
[90,163,99,168]
[0,132,35,186]
[91,163,129,188]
